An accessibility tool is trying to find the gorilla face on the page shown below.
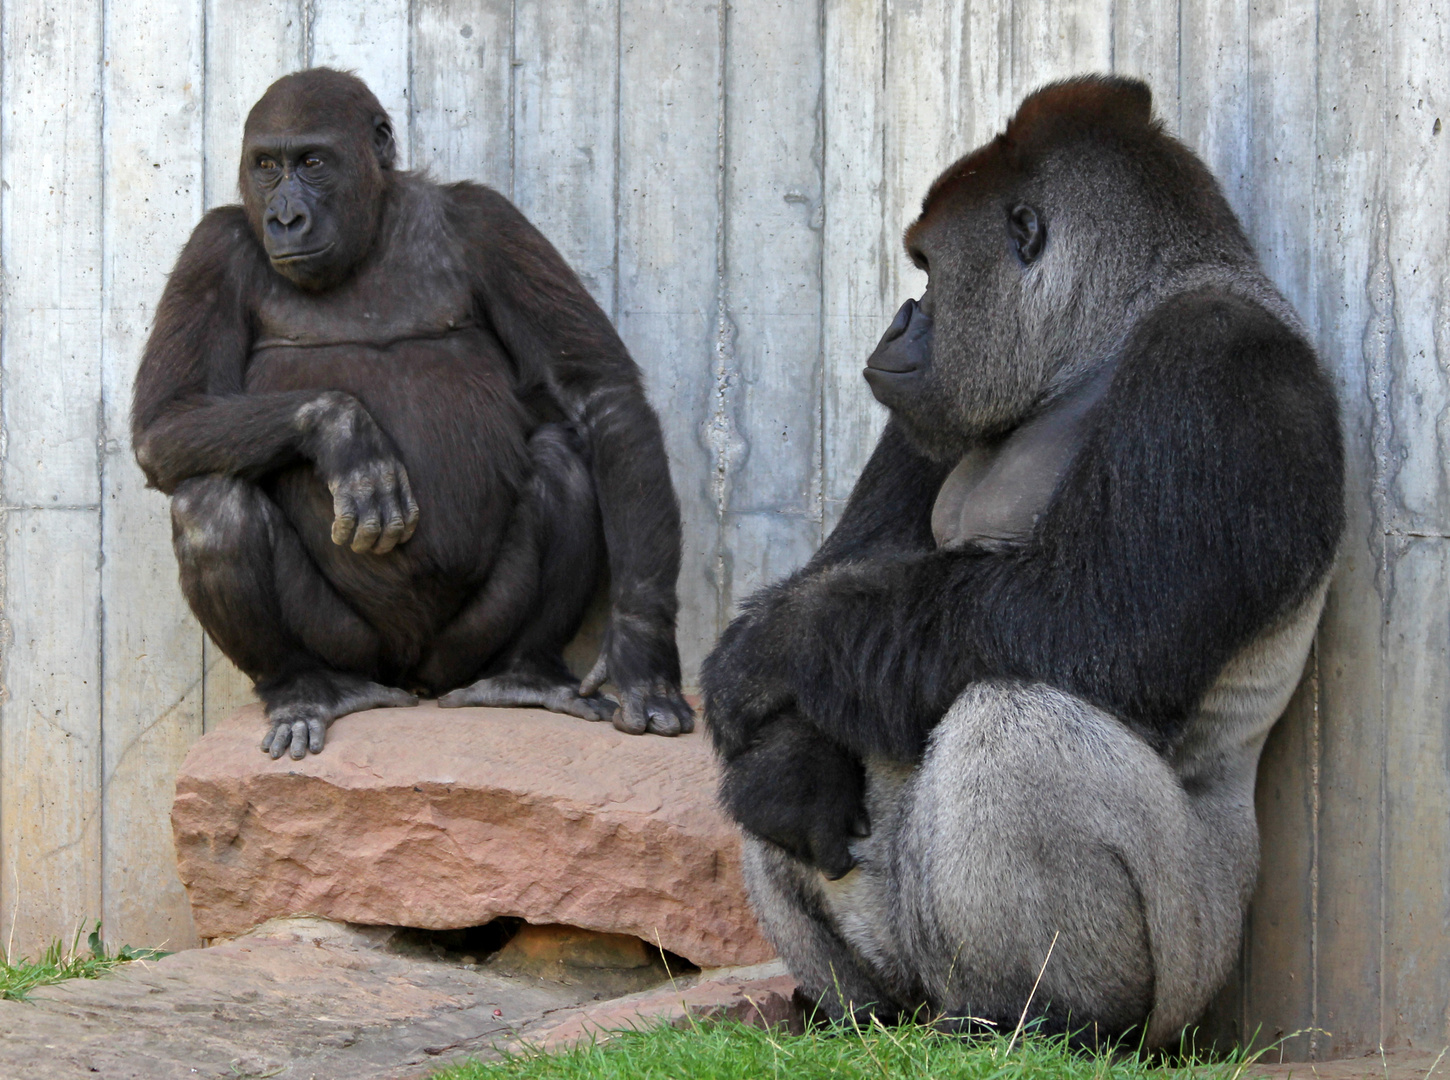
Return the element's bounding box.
[241,71,396,291]
[867,177,1059,459]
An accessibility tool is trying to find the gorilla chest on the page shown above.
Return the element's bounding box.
[932,365,1114,548]
[253,260,475,349]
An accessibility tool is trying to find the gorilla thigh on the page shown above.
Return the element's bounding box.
[171,422,603,752]
[743,682,1253,1043]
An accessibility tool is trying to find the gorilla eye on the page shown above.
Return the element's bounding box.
[303,156,323,169]
[257,157,279,171]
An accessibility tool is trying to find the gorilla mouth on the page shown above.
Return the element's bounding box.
[272,243,335,264]
[865,297,932,375]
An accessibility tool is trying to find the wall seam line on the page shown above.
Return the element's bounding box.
[95,0,109,941]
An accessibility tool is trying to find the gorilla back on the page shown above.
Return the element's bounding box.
[134,69,696,759]
[702,76,1344,1045]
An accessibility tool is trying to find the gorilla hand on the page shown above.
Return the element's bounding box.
[579,611,695,736]
[721,716,868,879]
[299,391,421,554]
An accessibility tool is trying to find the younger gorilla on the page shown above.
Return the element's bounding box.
[134,69,693,756]
[703,77,1344,1043]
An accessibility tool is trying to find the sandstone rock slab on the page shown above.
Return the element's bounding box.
[172,703,773,968]
[0,917,600,1080]
[525,960,800,1050]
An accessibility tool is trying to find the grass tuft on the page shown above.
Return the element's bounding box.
[433,1016,1274,1080]
[0,922,168,1001]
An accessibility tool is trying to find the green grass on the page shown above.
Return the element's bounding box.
[0,922,168,1001]
[433,1016,1277,1080]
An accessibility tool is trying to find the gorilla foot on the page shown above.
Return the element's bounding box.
[579,654,697,737]
[258,670,418,759]
[437,670,617,722]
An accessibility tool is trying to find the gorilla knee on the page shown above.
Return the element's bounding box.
[170,475,266,566]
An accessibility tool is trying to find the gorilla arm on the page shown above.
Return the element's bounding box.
[131,208,418,554]
[703,293,1344,873]
[450,184,693,736]
[698,420,950,876]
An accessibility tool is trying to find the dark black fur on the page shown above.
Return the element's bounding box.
[133,69,693,756]
[703,75,1344,878]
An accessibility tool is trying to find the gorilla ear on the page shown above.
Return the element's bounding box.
[1008,203,1046,264]
[372,115,397,170]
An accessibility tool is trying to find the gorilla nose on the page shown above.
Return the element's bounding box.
[265,195,312,244]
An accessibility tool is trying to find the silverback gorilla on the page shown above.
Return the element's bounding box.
[133,69,693,757]
[702,77,1344,1044]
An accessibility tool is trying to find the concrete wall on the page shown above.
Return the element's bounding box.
[0,0,1443,1058]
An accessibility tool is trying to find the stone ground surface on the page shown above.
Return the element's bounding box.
[1255,1053,1450,1080]
[174,704,772,968]
[0,917,792,1080]
[1,916,1442,1080]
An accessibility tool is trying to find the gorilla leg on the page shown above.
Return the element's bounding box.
[434,424,613,720]
[744,682,1253,1045]
[171,474,416,758]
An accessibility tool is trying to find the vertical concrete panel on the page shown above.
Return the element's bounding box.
[1178,0,1250,220]
[1382,538,1450,1051]
[99,0,207,952]
[0,0,105,959]
[1011,0,1113,96]
[0,512,103,957]
[411,0,514,188]
[615,0,722,680]
[718,0,824,608]
[512,0,619,314]
[1,1,104,509]
[1383,1,1450,534]
[821,0,887,536]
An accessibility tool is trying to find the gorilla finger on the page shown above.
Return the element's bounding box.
[555,695,608,722]
[437,685,479,708]
[645,701,682,737]
[350,508,383,553]
[398,468,420,542]
[331,491,358,547]
[289,719,309,760]
[375,686,420,709]
[611,690,650,735]
[579,654,609,697]
[585,694,618,722]
[267,723,291,759]
[373,492,406,554]
[308,717,327,754]
[669,694,697,735]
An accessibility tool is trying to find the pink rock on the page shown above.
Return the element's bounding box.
[172,704,774,968]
